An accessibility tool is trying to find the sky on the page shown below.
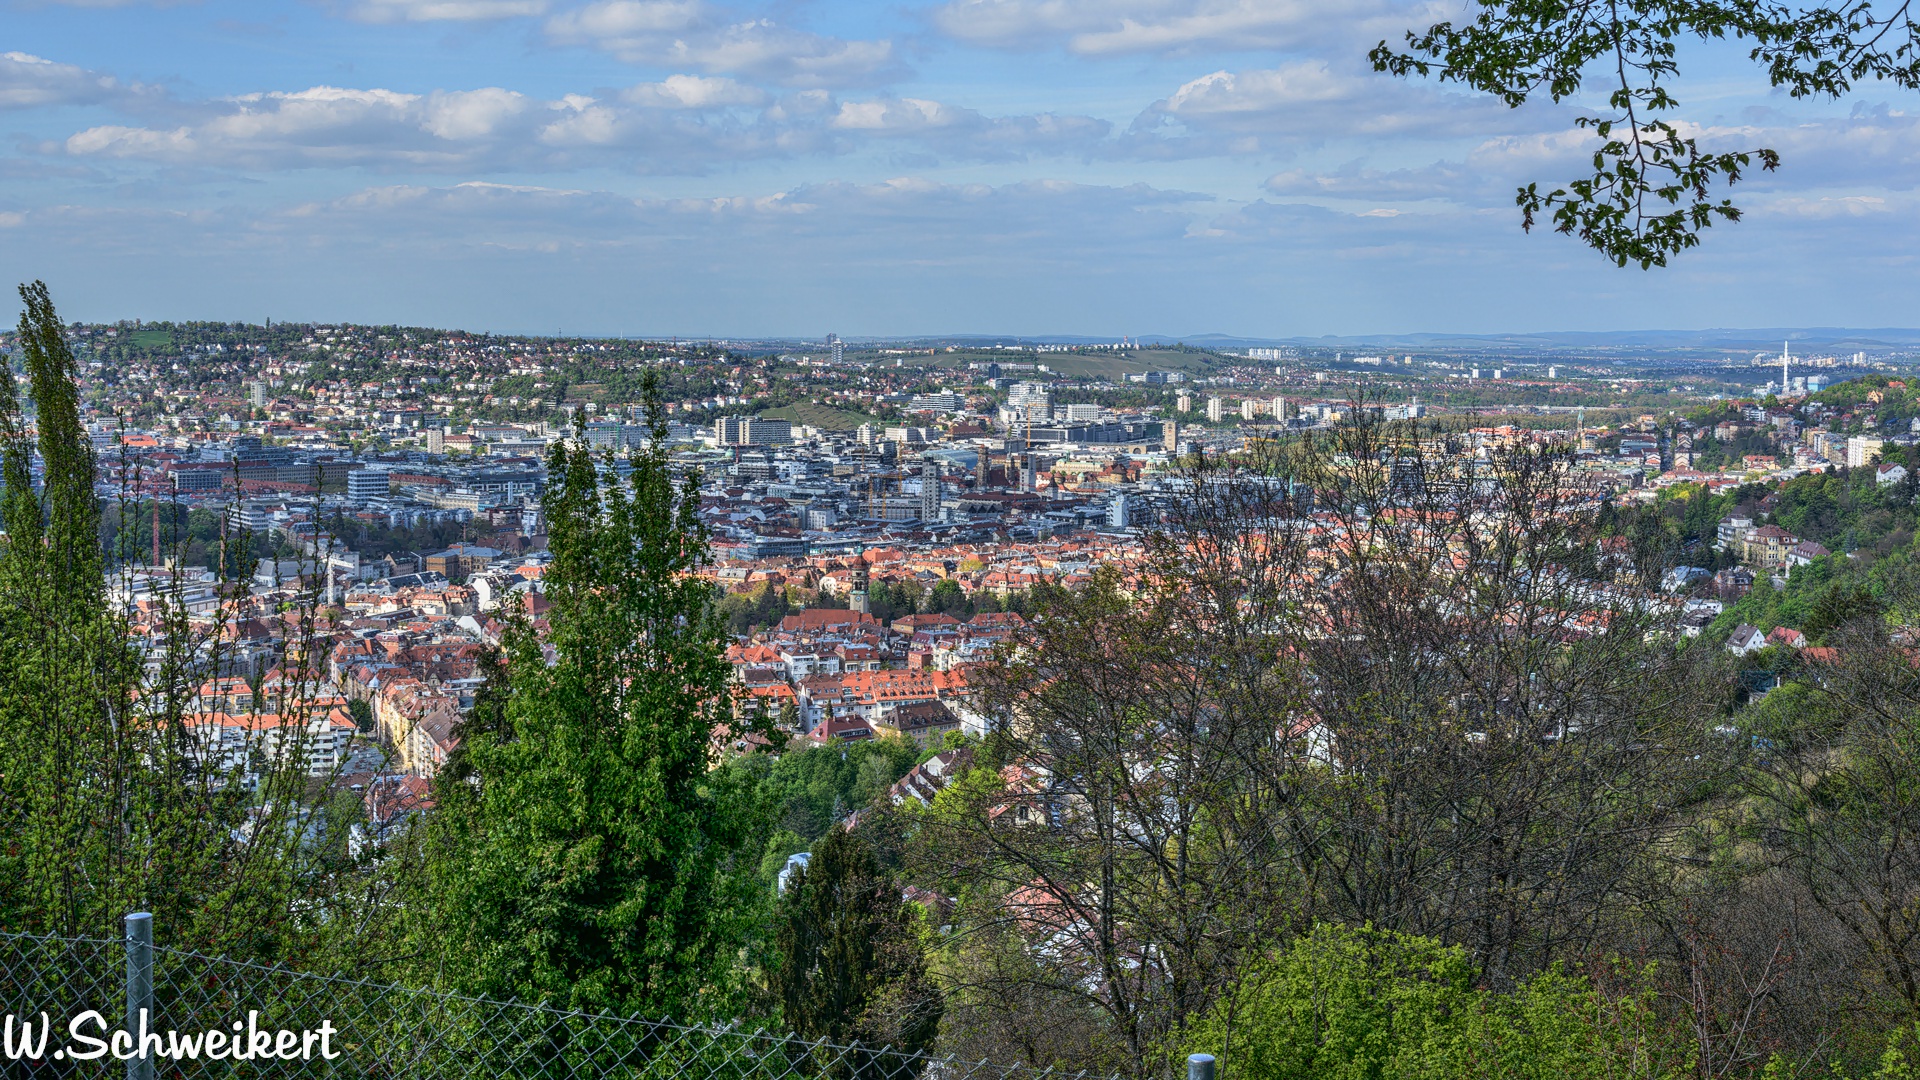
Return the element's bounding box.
[1,0,1916,338]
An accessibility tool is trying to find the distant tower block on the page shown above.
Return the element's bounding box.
[919,465,943,522]
[828,333,844,365]
[1271,396,1287,421]
[1163,420,1179,453]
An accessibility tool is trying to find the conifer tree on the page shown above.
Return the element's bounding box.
[771,826,942,1058]
[422,370,769,1015]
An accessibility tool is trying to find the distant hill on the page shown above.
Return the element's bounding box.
[740,328,1920,354]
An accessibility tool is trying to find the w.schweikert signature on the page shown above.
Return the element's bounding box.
[3,1010,341,1062]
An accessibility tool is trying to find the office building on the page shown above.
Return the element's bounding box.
[715,416,794,446]
[347,469,391,502]
[909,391,966,414]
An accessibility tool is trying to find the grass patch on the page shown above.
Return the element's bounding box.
[125,330,173,349]
[761,401,877,431]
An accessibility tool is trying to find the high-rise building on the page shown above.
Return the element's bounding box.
[828,334,844,364]
[1207,397,1224,423]
[1848,435,1885,468]
[425,428,444,454]
[248,381,268,408]
[1176,391,1193,412]
[1008,382,1052,415]
[919,466,943,522]
[1240,399,1258,421]
[1271,396,1287,421]
[1162,421,1179,452]
[1107,492,1130,529]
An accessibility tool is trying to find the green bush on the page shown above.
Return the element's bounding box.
[1182,924,1693,1080]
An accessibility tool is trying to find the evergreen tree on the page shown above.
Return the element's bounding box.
[0,282,323,953]
[421,371,769,1015]
[771,826,942,1058]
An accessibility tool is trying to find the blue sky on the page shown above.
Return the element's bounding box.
[1,0,1916,337]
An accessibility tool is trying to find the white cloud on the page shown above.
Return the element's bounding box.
[260,176,1209,265]
[932,0,1443,55]
[1124,61,1535,155]
[833,97,974,132]
[828,96,1111,158]
[0,52,130,110]
[54,78,1107,172]
[66,86,533,168]
[622,74,767,109]
[545,1,902,87]
[422,88,531,139]
[1265,161,1488,201]
[346,0,549,21]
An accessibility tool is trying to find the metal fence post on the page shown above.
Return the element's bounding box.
[1187,1053,1216,1080]
[125,912,153,1080]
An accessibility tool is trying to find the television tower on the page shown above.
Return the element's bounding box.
[1781,340,1791,395]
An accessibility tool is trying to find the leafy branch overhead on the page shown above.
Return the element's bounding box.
[1372,0,1920,267]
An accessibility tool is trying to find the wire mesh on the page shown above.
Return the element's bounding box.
[0,931,1100,1080]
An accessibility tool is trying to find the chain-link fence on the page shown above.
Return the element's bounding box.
[0,919,1121,1080]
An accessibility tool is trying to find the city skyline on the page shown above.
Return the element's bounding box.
[3,0,1918,335]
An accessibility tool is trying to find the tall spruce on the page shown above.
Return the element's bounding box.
[420,370,768,1015]
[771,826,943,1056]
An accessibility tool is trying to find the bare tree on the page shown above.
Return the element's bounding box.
[919,408,1725,1074]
